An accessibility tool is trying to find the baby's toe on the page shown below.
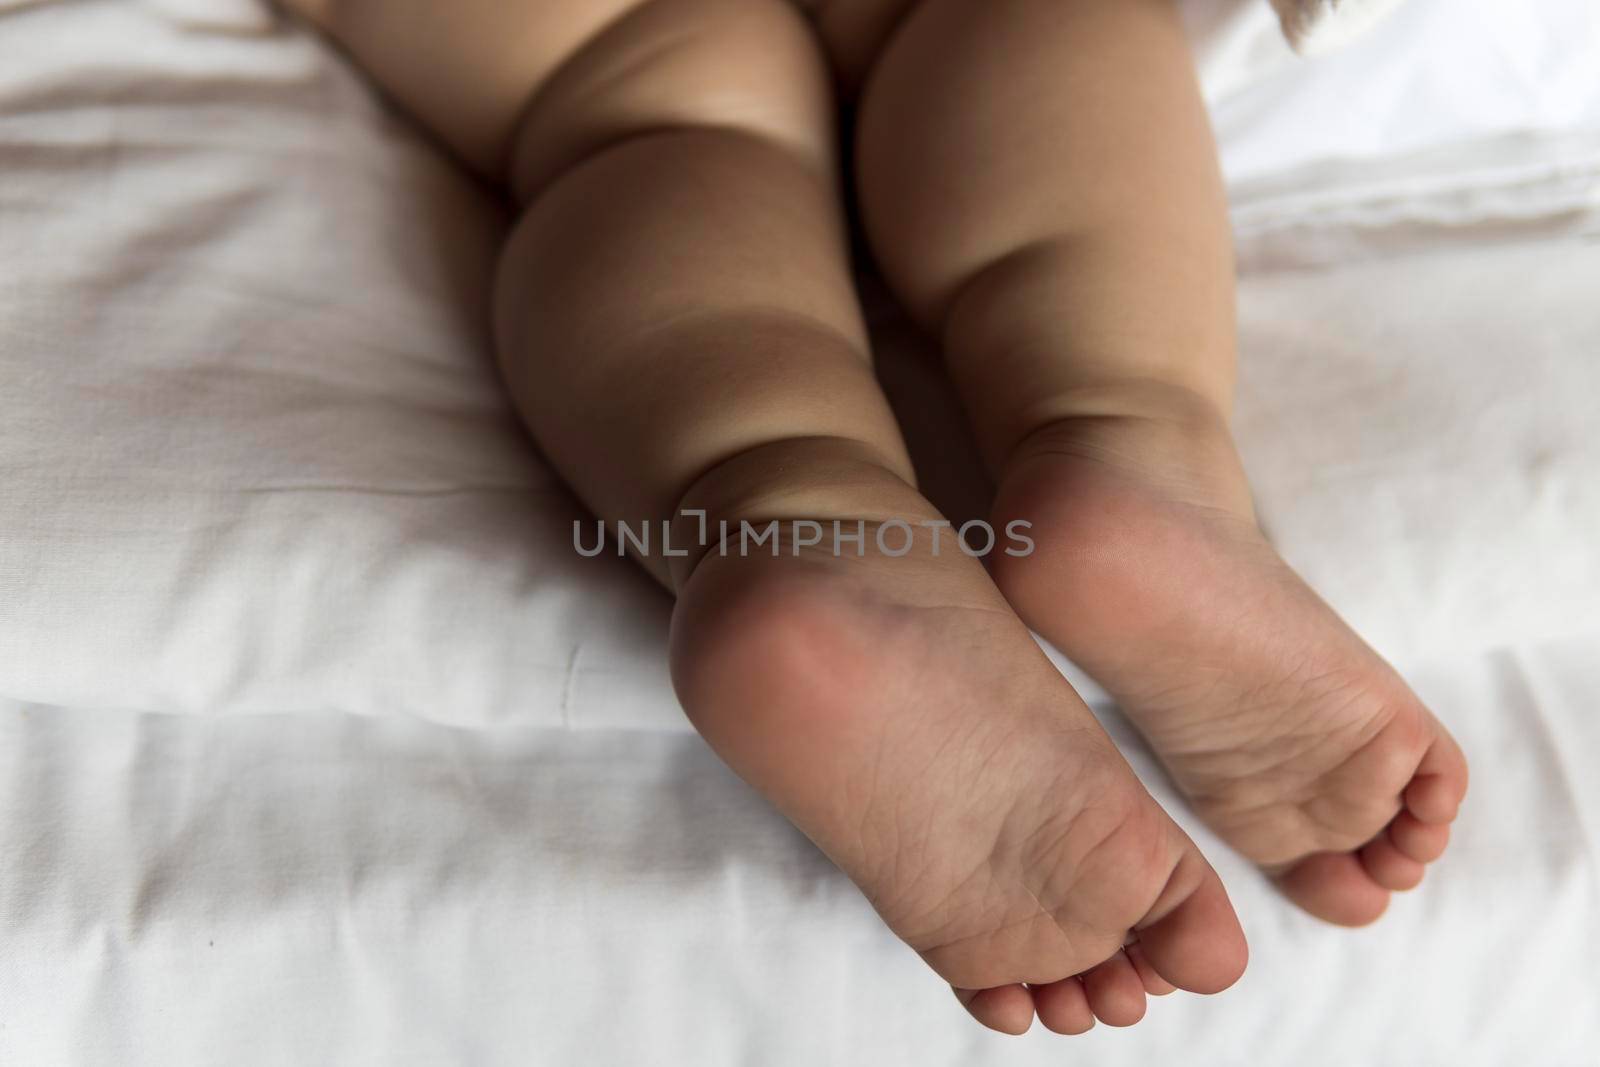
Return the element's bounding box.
[1133,853,1248,994]
[1082,952,1146,1026]
[1032,977,1095,1035]
[1387,810,1451,863]
[1274,851,1390,926]
[954,984,1034,1035]
[1359,830,1426,891]
[1126,942,1177,995]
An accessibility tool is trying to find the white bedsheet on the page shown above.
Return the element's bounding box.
[2,0,1599,1063]
[3,638,1597,1064]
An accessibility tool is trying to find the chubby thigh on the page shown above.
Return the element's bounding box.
[280,0,922,178]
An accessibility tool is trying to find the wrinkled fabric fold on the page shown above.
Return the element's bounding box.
[1269,0,1410,53]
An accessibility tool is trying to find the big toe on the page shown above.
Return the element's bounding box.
[1133,850,1248,995]
[1274,851,1390,926]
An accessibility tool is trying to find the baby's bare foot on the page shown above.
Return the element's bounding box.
[670,495,1246,1034]
[991,390,1469,925]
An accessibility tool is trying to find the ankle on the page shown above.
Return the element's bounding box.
[1010,377,1229,452]
[938,240,1237,471]
[998,385,1255,519]
[668,435,936,590]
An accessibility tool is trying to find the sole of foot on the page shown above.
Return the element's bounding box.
[990,398,1469,926]
[670,526,1247,1034]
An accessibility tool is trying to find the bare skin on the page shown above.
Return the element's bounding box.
[669,444,1245,1033]
[850,0,1468,928]
[989,405,1468,926]
[282,0,1464,1034]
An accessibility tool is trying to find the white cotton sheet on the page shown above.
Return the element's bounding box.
[1192,0,1600,196]
[1,641,1596,1065]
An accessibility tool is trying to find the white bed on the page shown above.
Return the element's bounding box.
[2,0,1598,1062]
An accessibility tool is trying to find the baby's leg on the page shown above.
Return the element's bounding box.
[849,0,1467,923]
[286,0,1245,1033]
